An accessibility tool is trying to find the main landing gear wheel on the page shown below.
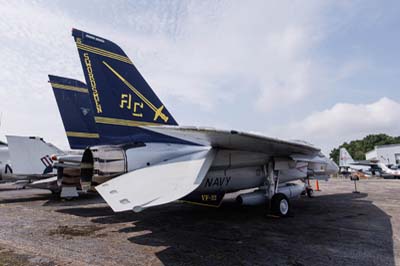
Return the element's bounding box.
[271,193,290,217]
[306,188,314,198]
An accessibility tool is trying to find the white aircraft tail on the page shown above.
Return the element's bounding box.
[6,135,63,175]
[339,148,354,167]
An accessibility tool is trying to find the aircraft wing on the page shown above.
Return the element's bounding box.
[141,126,320,156]
[96,148,215,212]
[349,161,377,166]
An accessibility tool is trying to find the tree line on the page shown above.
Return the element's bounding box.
[330,134,400,165]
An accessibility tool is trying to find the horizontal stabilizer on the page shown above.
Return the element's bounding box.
[96,148,215,212]
[26,176,58,191]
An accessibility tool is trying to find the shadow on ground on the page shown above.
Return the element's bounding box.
[42,192,104,207]
[0,188,103,207]
[58,192,394,266]
[0,194,53,204]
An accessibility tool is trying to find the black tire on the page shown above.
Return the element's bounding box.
[50,189,60,195]
[271,193,290,217]
[57,167,64,188]
[306,188,314,198]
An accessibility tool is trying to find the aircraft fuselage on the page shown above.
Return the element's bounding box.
[0,146,13,181]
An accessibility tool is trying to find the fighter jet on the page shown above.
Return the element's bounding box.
[49,29,338,216]
[339,147,381,177]
[4,135,64,191]
[0,135,65,192]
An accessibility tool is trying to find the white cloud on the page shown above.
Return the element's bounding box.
[133,1,328,111]
[271,97,400,154]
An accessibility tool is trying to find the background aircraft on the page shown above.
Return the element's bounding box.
[45,28,338,216]
[377,163,400,178]
[4,135,62,191]
[339,147,381,177]
[0,140,13,181]
[0,135,63,191]
[339,147,400,178]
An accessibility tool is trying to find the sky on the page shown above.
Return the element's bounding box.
[0,0,399,155]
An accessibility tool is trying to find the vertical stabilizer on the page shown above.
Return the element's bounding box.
[71,29,181,144]
[339,148,355,167]
[49,75,99,149]
[6,136,63,175]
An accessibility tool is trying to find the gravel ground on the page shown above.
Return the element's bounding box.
[0,179,399,266]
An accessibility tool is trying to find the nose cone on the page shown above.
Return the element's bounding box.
[326,159,339,175]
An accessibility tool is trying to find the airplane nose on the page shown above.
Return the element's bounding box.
[326,159,339,175]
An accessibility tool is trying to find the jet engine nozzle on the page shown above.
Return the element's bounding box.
[80,146,127,192]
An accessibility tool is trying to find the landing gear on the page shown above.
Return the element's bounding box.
[50,189,60,195]
[306,187,314,198]
[302,177,315,198]
[264,162,291,217]
[271,193,290,217]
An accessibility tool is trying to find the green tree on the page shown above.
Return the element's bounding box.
[330,134,400,165]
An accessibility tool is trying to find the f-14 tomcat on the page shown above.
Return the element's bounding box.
[50,29,338,216]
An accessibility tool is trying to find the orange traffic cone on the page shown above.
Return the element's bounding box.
[315,180,321,191]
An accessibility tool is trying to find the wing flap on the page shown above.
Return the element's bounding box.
[96,148,215,212]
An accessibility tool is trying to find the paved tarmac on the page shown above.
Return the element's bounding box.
[0,179,399,266]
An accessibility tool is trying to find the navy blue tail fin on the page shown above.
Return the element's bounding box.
[49,75,100,149]
[71,29,178,143]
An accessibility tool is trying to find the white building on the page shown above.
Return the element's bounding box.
[366,144,400,166]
